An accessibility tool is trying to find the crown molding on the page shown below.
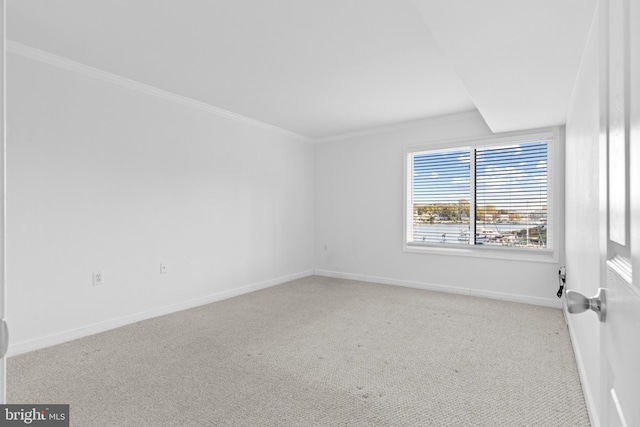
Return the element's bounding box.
[314,110,484,144]
[7,40,313,143]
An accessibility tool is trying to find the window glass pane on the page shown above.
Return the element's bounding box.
[475,141,548,248]
[412,149,470,244]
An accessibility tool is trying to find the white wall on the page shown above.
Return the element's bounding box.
[564,12,601,426]
[7,53,314,354]
[314,112,563,306]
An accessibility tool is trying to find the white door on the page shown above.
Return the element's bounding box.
[0,0,6,404]
[599,0,640,425]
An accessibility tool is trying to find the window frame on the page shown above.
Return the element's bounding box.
[403,128,560,263]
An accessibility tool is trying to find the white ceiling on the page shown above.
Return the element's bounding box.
[412,0,598,133]
[8,0,596,139]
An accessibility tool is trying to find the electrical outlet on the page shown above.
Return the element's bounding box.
[160,263,167,274]
[93,271,105,286]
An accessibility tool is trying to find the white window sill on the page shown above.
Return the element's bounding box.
[404,243,558,263]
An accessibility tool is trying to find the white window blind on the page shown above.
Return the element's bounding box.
[475,141,548,248]
[410,149,470,244]
[407,138,551,251]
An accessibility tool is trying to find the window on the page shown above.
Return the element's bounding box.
[405,131,555,259]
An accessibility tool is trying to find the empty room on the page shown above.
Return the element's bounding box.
[1,0,639,426]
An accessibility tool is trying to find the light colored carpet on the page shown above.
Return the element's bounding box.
[8,276,590,426]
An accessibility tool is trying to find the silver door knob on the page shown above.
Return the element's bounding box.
[566,288,606,322]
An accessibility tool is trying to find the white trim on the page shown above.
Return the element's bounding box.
[6,40,313,144]
[314,110,483,144]
[403,244,558,263]
[404,128,555,154]
[6,270,314,357]
[314,269,563,308]
[610,389,629,427]
[564,308,601,427]
[607,255,633,285]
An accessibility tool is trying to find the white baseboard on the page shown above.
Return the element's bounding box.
[564,308,601,427]
[7,270,314,357]
[314,269,563,308]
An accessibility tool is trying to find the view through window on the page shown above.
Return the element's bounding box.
[407,139,550,250]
